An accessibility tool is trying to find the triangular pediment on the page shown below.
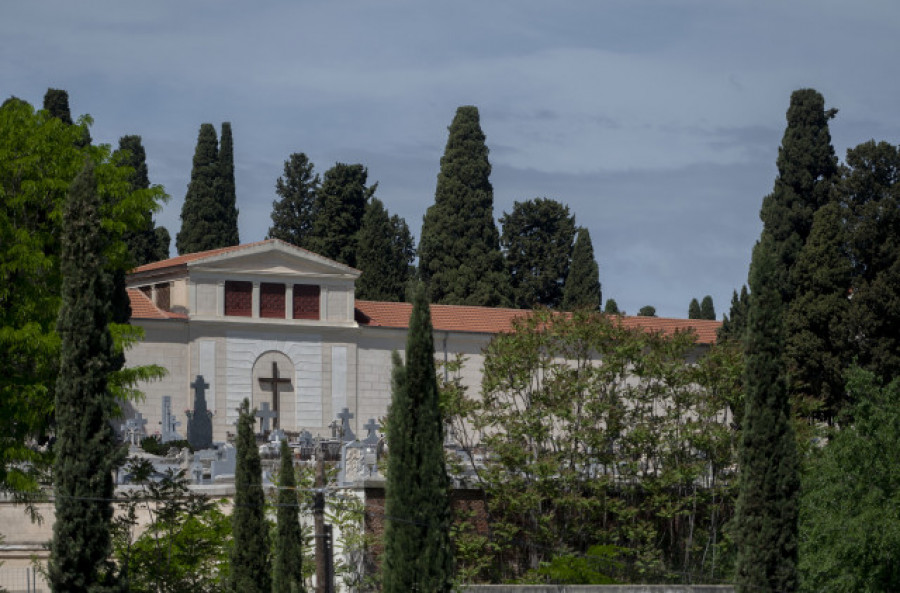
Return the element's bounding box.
[187,240,360,280]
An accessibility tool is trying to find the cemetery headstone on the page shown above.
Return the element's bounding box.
[160,395,182,443]
[255,401,277,434]
[337,407,356,442]
[187,374,213,450]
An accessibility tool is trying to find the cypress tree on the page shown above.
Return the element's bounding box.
[760,89,838,303]
[500,198,576,309]
[603,298,620,315]
[49,160,122,593]
[688,298,702,319]
[273,439,304,593]
[700,295,716,320]
[719,286,750,342]
[561,228,601,311]
[176,124,239,254]
[383,286,453,593]
[219,122,240,246]
[308,163,373,267]
[638,305,656,317]
[231,399,271,593]
[118,135,169,266]
[734,232,799,593]
[418,105,512,307]
[268,152,320,249]
[355,197,415,302]
[43,88,74,124]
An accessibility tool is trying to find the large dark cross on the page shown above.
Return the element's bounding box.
[259,362,291,430]
[191,375,209,401]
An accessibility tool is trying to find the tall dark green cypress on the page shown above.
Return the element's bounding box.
[176,123,239,254]
[273,439,304,593]
[230,399,271,593]
[118,135,169,265]
[219,122,240,246]
[43,88,74,125]
[418,106,512,307]
[719,286,750,342]
[355,197,415,302]
[383,286,453,593]
[561,228,601,311]
[268,152,320,249]
[308,163,373,267]
[688,298,702,319]
[734,232,799,593]
[700,295,716,320]
[49,160,122,593]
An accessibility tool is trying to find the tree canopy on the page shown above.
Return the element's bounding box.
[355,197,415,302]
[561,227,601,311]
[308,162,374,268]
[268,152,320,249]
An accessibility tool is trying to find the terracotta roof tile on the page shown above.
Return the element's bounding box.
[128,289,187,320]
[355,301,720,344]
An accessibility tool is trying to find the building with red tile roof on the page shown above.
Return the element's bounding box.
[124,241,720,442]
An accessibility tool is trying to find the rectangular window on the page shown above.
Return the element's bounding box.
[155,283,171,311]
[224,280,252,317]
[260,282,286,318]
[293,284,320,320]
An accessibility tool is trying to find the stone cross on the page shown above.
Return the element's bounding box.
[362,418,380,445]
[329,419,341,439]
[255,401,277,434]
[123,413,148,445]
[337,407,356,442]
[188,374,213,450]
[258,362,290,430]
[160,396,182,443]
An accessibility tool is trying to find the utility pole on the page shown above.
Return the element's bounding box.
[314,448,333,593]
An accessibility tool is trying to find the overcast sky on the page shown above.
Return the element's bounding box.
[4,1,900,318]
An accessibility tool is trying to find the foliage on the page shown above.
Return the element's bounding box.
[561,227,601,311]
[688,298,701,320]
[0,97,163,498]
[637,305,656,317]
[383,286,453,592]
[444,309,742,584]
[230,399,271,593]
[217,122,240,248]
[43,88,74,125]
[49,160,124,593]
[117,135,169,265]
[535,545,621,585]
[733,233,799,593]
[308,163,374,268]
[176,123,238,254]
[268,152,320,249]
[603,299,620,315]
[700,296,715,320]
[718,286,749,343]
[355,197,415,302]
[419,105,512,307]
[799,367,900,592]
[500,198,576,309]
[113,458,231,593]
[273,440,304,593]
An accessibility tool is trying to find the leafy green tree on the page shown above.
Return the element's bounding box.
[231,399,271,593]
[719,286,749,343]
[603,299,620,315]
[419,106,512,307]
[500,198,576,309]
[637,305,656,317]
[117,135,169,265]
[355,197,415,302]
[443,308,742,583]
[49,160,123,593]
[799,367,900,592]
[113,459,231,593]
[383,286,453,593]
[218,122,240,247]
[561,228,601,311]
[308,163,374,267]
[700,295,715,320]
[268,153,320,249]
[176,124,239,254]
[688,298,702,319]
[734,232,799,593]
[273,440,304,593]
[0,98,164,500]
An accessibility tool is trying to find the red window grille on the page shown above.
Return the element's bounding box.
[224,281,252,317]
[293,284,320,320]
[260,283,286,318]
[155,283,171,311]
